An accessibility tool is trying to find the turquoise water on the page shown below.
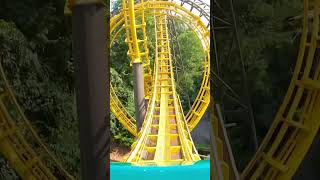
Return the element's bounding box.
[110,160,210,180]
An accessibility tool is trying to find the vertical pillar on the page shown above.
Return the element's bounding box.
[72,2,109,180]
[229,0,258,151]
[133,63,146,133]
[126,0,146,133]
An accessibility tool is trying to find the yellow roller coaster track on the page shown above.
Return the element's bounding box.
[110,1,210,136]
[125,10,201,166]
[0,0,318,179]
[210,106,240,180]
[241,0,320,179]
[0,62,73,179]
[122,0,153,99]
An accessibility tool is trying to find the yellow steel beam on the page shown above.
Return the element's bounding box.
[1,0,319,179]
[126,12,200,166]
[109,1,210,135]
[241,0,320,179]
[123,0,142,63]
[0,63,74,180]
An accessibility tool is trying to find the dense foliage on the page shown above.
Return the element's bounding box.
[0,0,79,178]
[214,0,302,169]
[0,0,303,177]
[109,0,206,146]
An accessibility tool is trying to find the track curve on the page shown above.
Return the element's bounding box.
[241,0,320,179]
[0,0,318,179]
[110,1,210,135]
[0,63,73,179]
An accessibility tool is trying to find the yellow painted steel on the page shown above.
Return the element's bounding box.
[210,105,240,180]
[0,63,73,180]
[126,13,200,165]
[122,0,153,98]
[110,85,138,136]
[241,0,320,179]
[0,0,318,179]
[110,1,210,135]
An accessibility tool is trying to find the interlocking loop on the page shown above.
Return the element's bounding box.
[110,1,210,136]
